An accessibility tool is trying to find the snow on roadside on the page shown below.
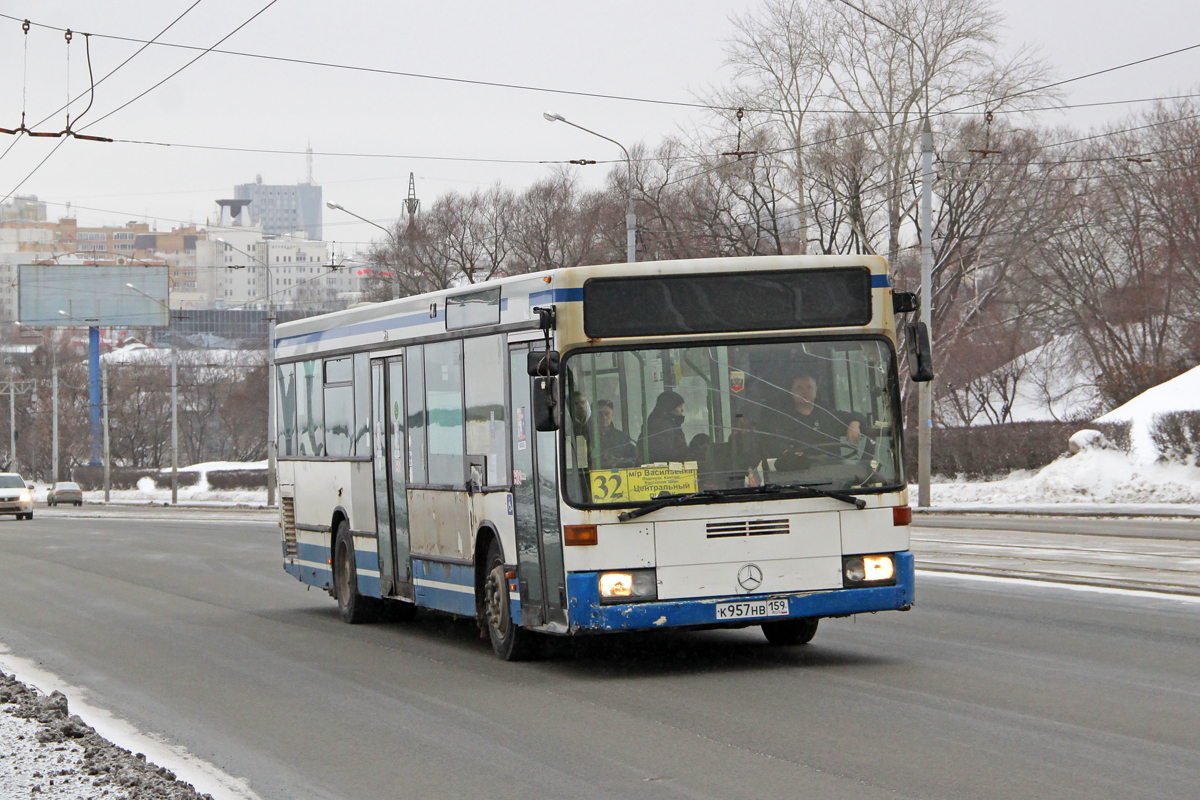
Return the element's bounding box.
[1095,363,1200,463]
[928,446,1200,507]
[0,671,212,800]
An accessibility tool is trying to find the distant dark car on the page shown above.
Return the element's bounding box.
[0,473,34,519]
[47,481,83,507]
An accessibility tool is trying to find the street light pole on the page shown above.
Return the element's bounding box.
[831,0,934,506]
[543,112,636,263]
[326,202,401,299]
[216,238,277,507]
[919,119,933,507]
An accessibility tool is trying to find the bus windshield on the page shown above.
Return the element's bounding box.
[561,337,903,507]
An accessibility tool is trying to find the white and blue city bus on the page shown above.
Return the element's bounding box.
[273,255,926,660]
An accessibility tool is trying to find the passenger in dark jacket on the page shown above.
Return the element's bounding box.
[642,390,688,463]
[594,399,637,468]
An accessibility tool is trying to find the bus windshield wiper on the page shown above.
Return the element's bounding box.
[616,482,865,523]
[617,490,722,522]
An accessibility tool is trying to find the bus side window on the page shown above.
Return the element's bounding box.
[352,353,370,456]
[323,357,354,457]
[276,362,296,457]
[425,341,465,486]
[464,335,508,486]
[297,359,325,457]
[406,346,427,483]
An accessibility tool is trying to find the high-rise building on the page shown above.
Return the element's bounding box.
[234,175,322,240]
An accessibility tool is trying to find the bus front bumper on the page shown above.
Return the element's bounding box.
[565,551,914,633]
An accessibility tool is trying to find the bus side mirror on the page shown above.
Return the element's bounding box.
[527,349,559,377]
[906,321,933,382]
[532,376,560,432]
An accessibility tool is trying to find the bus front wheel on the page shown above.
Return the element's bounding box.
[334,522,379,624]
[483,539,541,661]
[761,617,819,646]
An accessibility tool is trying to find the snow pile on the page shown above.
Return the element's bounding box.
[1095,363,1200,463]
[928,446,1200,506]
[933,365,1200,508]
[74,461,268,507]
[0,671,212,799]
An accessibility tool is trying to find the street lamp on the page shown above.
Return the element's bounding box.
[326,202,401,300]
[543,111,636,263]
[14,322,57,488]
[215,237,277,507]
[830,0,935,507]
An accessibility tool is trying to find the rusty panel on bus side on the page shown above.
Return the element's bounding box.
[408,489,472,560]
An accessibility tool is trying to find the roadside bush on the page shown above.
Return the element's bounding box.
[206,470,268,490]
[1149,411,1200,464]
[70,466,200,491]
[905,419,1134,480]
[1092,421,1132,454]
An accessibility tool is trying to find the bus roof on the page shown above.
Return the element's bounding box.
[273,254,890,360]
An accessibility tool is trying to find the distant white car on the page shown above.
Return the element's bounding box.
[0,473,34,520]
[47,481,83,507]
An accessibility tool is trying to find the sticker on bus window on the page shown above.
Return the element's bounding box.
[515,407,527,441]
[729,370,745,394]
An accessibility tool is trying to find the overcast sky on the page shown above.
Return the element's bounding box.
[2,0,1199,254]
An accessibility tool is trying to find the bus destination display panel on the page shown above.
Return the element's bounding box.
[583,267,873,338]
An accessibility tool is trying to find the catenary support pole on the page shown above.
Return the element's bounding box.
[88,326,101,465]
[918,117,933,508]
[8,379,13,472]
[267,315,276,507]
[102,362,110,503]
[51,360,58,484]
[171,342,178,505]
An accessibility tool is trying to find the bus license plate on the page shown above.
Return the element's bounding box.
[714,598,789,621]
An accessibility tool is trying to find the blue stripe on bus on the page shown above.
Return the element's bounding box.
[412,558,477,617]
[871,274,891,288]
[566,551,914,631]
[275,306,445,347]
[274,298,510,348]
[528,287,584,306]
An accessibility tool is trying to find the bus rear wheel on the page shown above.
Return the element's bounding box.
[761,617,819,646]
[483,539,540,661]
[334,522,379,624]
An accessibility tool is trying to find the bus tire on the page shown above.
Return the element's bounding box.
[761,617,819,646]
[483,539,540,661]
[334,522,379,624]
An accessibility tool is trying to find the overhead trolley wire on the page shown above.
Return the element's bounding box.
[4,11,1200,120]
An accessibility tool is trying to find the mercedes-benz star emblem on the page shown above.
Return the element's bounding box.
[737,563,763,592]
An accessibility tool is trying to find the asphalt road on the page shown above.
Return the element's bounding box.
[0,513,1198,800]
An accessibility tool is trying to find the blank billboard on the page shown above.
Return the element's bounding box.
[18,265,170,327]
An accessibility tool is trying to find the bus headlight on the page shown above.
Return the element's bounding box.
[598,569,657,604]
[843,555,896,587]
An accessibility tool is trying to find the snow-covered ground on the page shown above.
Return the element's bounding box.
[37,461,268,508]
[930,365,1200,510]
[926,447,1200,509]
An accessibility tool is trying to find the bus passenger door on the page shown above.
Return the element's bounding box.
[372,357,412,599]
[509,344,568,628]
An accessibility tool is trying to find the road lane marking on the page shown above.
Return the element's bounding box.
[916,569,1200,604]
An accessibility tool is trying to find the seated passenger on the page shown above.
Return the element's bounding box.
[594,399,637,468]
[641,390,688,464]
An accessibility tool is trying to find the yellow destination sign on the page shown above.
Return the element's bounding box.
[589,466,698,504]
